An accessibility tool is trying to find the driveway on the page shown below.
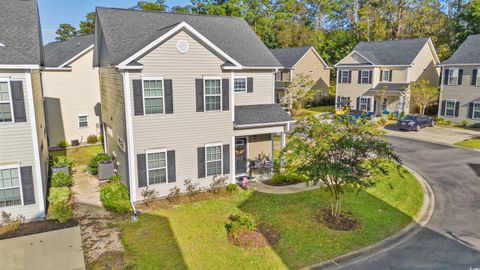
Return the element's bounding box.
[0,226,85,270]
[383,124,479,145]
[341,136,480,269]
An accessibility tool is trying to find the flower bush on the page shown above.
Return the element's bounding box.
[48,187,70,205]
[100,183,131,213]
[225,213,257,239]
[50,204,73,224]
[51,171,73,187]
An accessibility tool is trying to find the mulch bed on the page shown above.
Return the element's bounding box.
[315,208,360,231]
[0,219,78,240]
[262,180,299,186]
[227,222,281,249]
[257,222,281,245]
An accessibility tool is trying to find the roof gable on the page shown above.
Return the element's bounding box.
[441,35,480,65]
[336,51,374,66]
[44,34,94,67]
[270,46,311,68]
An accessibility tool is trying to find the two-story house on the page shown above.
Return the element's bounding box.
[0,0,49,220]
[270,46,330,104]
[43,34,101,147]
[438,34,480,124]
[94,8,293,202]
[335,38,439,116]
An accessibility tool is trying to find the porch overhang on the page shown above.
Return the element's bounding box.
[234,104,294,129]
[366,83,410,96]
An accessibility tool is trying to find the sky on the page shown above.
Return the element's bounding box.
[38,0,190,43]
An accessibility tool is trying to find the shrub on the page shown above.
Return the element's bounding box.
[209,175,227,194]
[445,120,452,125]
[184,179,201,198]
[52,156,75,173]
[471,123,480,129]
[89,154,112,175]
[461,120,468,127]
[48,187,70,205]
[98,134,104,143]
[436,117,445,125]
[226,184,238,192]
[57,140,69,148]
[50,204,73,224]
[87,134,98,144]
[270,173,307,185]
[1,211,25,232]
[225,213,257,239]
[141,187,158,206]
[107,175,121,183]
[387,113,397,120]
[377,117,388,127]
[100,183,131,213]
[167,186,180,203]
[51,171,73,187]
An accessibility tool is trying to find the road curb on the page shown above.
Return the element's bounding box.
[304,165,435,270]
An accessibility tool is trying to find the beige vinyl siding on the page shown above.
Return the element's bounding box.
[42,49,101,146]
[131,30,233,198]
[379,68,408,83]
[440,66,480,123]
[291,48,330,95]
[338,52,371,65]
[234,70,274,106]
[247,134,272,160]
[336,67,375,109]
[0,70,45,220]
[99,67,128,183]
[409,43,439,84]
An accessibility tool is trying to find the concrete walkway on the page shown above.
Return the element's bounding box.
[0,226,85,270]
[383,125,479,145]
[249,180,321,194]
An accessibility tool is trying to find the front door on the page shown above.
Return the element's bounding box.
[235,138,247,175]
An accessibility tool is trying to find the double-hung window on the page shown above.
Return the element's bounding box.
[382,70,390,82]
[143,79,164,114]
[204,78,221,111]
[0,81,12,123]
[445,100,456,117]
[340,71,349,83]
[275,71,282,82]
[234,77,247,93]
[78,115,88,128]
[448,68,459,85]
[206,145,222,176]
[473,102,480,119]
[338,96,349,108]
[359,96,369,111]
[0,167,22,207]
[147,151,167,185]
[361,70,370,84]
[476,68,480,87]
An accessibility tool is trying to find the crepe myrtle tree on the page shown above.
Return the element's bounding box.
[282,116,400,218]
[282,73,315,115]
[410,80,439,115]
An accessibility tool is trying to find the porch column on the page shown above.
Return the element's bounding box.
[280,131,286,172]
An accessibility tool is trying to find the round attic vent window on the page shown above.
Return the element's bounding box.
[176,40,189,54]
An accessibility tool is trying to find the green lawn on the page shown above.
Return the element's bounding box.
[454,137,480,149]
[292,105,335,120]
[117,162,423,269]
[50,145,104,166]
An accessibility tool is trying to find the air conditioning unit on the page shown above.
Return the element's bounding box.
[98,160,114,180]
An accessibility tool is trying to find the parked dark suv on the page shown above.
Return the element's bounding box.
[397,115,434,131]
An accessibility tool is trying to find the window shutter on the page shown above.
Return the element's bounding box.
[20,166,35,205]
[10,81,26,122]
[468,103,474,119]
[167,150,176,183]
[247,77,254,92]
[373,99,377,114]
[357,70,362,84]
[454,101,460,117]
[443,69,449,85]
[440,100,446,116]
[472,69,478,86]
[438,68,443,85]
[458,69,463,85]
[197,147,205,178]
[380,70,384,82]
[222,79,229,111]
[195,79,204,112]
[164,79,173,114]
[348,71,352,83]
[337,70,341,84]
[223,144,230,174]
[133,80,144,116]
[336,96,341,109]
[137,154,147,188]
[356,97,360,110]
[368,70,373,84]
[389,70,393,82]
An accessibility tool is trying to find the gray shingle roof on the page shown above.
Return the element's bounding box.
[441,35,480,65]
[0,0,43,65]
[352,38,430,65]
[44,34,94,67]
[269,46,312,68]
[234,104,293,127]
[95,7,281,68]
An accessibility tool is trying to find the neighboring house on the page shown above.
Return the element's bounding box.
[0,0,49,220]
[94,8,293,202]
[270,46,330,104]
[438,34,480,124]
[335,38,440,115]
[43,34,101,147]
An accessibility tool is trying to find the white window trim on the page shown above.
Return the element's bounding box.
[447,67,459,86]
[0,165,23,208]
[142,77,165,115]
[0,78,14,124]
[382,70,390,82]
[340,70,349,84]
[203,76,222,112]
[275,71,282,82]
[476,68,480,87]
[145,149,168,186]
[233,76,247,93]
[444,99,457,117]
[205,143,223,177]
[361,70,370,84]
[472,102,480,119]
[359,96,370,111]
[78,114,88,128]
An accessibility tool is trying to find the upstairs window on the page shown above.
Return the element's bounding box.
[143,79,164,114]
[448,68,459,85]
[147,151,167,185]
[78,115,88,128]
[382,70,391,82]
[204,78,221,111]
[361,70,370,84]
[0,167,21,207]
[0,82,12,123]
[477,68,480,87]
[206,145,222,176]
[234,77,247,93]
[340,71,349,84]
[275,71,282,82]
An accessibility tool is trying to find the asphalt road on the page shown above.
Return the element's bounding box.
[343,136,480,269]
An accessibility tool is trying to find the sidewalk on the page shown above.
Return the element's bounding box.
[249,180,321,194]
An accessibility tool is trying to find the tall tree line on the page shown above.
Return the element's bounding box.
[55,0,480,63]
